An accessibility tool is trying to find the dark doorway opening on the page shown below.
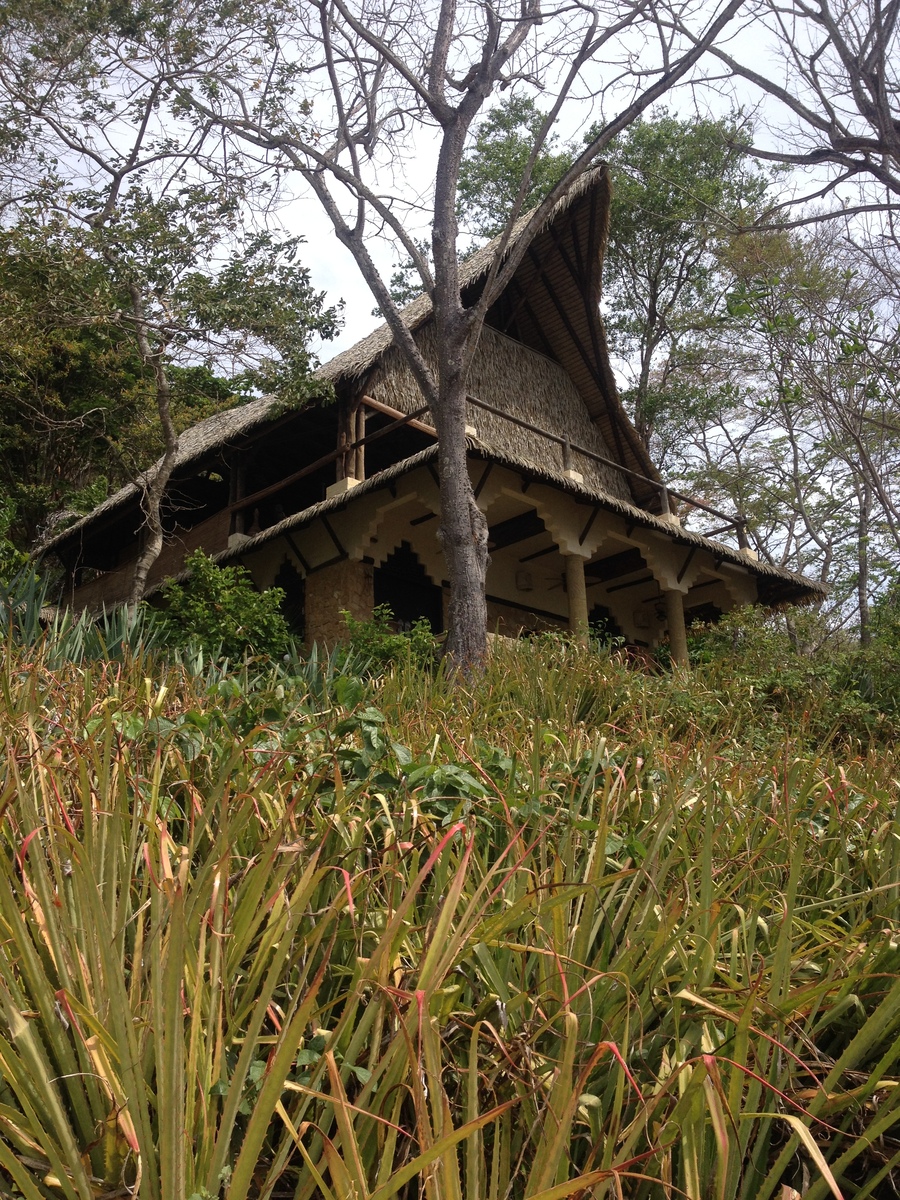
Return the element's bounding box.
[374,542,443,632]
[273,557,306,640]
[589,603,623,643]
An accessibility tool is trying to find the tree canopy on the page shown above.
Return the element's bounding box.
[0,2,341,584]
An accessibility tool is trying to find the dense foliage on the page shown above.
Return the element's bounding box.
[155,550,292,661]
[342,603,439,671]
[1,609,899,1198]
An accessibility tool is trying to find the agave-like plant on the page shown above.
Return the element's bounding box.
[0,568,163,665]
[1,641,899,1199]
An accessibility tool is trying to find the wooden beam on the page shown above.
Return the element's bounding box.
[579,506,600,547]
[488,509,545,552]
[353,400,366,480]
[474,463,493,500]
[229,452,247,535]
[502,277,559,361]
[229,446,341,513]
[360,394,436,436]
[604,573,655,594]
[526,243,607,394]
[336,396,353,481]
[585,548,646,582]
[283,532,310,574]
[321,517,347,559]
[676,547,697,585]
[519,542,557,563]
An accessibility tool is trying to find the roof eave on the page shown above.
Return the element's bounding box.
[210,443,824,608]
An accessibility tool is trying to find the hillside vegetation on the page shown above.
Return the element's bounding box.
[1,620,899,1200]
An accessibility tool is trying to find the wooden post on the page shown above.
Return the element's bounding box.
[229,453,247,535]
[337,396,360,482]
[664,588,689,666]
[354,401,366,481]
[565,554,589,643]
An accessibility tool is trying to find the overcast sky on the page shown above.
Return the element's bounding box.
[291,9,801,364]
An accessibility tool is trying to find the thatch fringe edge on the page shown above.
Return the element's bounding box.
[211,442,824,605]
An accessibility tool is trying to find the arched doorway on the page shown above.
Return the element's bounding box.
[273,557,306,640]
[374,542,443,632]
[588,603,623,644]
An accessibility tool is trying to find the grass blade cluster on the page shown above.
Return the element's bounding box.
[0,636,898,1198]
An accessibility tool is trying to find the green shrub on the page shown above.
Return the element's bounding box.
[155,549,290,660]
[687,605,899,743]
[342,602,438,670]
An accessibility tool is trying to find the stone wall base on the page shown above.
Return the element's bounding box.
[305,558,373,646]
[485,596,566,638]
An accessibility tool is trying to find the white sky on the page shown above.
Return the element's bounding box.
[292,8,799,362]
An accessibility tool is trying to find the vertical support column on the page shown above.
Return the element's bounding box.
[229,452,247,536]
[354,402,366,481]
[664,587,689,666]
[336,396,351,482]
[565,554,590,644]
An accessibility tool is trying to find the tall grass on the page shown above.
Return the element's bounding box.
[1,635,898,1198]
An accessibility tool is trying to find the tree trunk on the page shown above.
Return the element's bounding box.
[858,481,872,647]
[429,108,491,671]
[432,339,489,671]
[128,284,179,605]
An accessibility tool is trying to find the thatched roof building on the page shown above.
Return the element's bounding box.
[46,168,824,654]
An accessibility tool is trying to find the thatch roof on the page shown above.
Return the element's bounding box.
[318,166,656,494]
[208,442,824,609]
[367,322,636,503]
[41,394,282,554]
[44,166,654,557]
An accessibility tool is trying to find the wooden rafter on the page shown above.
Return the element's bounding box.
[488,509,546,552]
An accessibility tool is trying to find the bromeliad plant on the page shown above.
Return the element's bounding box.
[0,638,899,1198]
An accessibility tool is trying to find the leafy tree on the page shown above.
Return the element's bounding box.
[457,96,574,239]
[717,225,900,641]
[0,500,28,582]
[600,110,771,449]
[0,223,146,545]
[0,2,339,596]
[649,222,900,644]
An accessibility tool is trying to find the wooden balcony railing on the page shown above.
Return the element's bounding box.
[229,393,752,552]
